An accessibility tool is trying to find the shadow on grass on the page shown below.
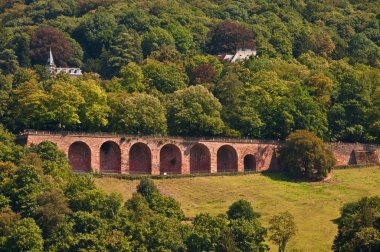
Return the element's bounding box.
[261,171,304,183]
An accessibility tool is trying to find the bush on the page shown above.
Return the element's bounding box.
[279,130,335,180]
[227,199,260,220]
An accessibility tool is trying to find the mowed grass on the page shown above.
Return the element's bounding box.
[95,166,380,251]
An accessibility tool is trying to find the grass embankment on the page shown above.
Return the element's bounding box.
[95,166,380,251]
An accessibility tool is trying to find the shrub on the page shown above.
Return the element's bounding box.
[227,199,260,220]
[279,130,335,180]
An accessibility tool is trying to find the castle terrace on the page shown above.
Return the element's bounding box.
[16,130,380,175]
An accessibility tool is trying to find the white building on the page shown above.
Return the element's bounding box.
[219,48,257,63]
[46,48,82,77]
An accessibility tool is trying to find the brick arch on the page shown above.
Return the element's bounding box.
[100,141,121,173]
[190,143,211,173]
[68,141,91,172]
[129,142,152,174]
[244,154,256,171]
[217,145,237,172]
[160,144,182,174]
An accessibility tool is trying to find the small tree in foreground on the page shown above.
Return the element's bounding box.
[269,211,297,252]
[227,199,260,220]
[279,130,335,181]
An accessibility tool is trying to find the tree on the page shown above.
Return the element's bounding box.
[166,85,225,136]
[333,196,380,251]
[48,81,85,129]
[36,189,71,234]
[167,23,193,53]
[119,62,145,93]
[75,9,117,58]
[269,211,297,252]
[30,26,75,67]
[143,60,188,93]
[141,27,175,57]
[0,125,23,164]
[186,213,229,251]
[108,30,143,74]
[227,199,260,220]
[208,20,255,54]
[279,130,335,180]
[348,33,380,67]
[230,219,268,251]
[74,79,110,131]
[0,49,19,74]
[5,218,44,252]
[108,92,167,135]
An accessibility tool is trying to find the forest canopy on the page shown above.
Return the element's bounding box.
[0,0,379,143]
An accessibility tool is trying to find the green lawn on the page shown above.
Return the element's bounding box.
[95,166,380,251]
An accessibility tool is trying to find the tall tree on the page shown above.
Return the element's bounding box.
[30,27,74,67]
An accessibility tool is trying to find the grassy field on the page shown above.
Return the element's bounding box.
[95,166,380,251]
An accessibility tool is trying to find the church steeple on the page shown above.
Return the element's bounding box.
[47,47,55,66]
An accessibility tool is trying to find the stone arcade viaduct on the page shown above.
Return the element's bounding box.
[16,131,380,175]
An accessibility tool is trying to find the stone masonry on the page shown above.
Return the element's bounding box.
[16,131,379,175]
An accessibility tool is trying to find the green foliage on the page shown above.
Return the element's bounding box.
[143,60,188,93]
[279,130,336,180]
[108,92,167,135]
[4,218,44,252]
[0,125,23,164]
[136,178,184,220]
[269,211,297,252]
[142,27,175,57]
[166,85,225,136]
[227,199,260,220]
[333,196,380,251]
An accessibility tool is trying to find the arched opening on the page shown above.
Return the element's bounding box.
[100,141,121,173]
[129,143,152,174]
[160,144,182,174]
[217,145,238,172]
[68,142,91,172]
[244,154,256,171]
[190,143,211,173]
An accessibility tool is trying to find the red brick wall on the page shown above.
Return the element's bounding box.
[18,133,379,174]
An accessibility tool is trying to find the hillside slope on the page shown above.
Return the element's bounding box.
[96,166,380,251]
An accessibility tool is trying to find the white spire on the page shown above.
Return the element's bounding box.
[48,47,55,66]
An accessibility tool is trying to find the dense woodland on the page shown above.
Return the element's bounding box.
[0,0,379,143]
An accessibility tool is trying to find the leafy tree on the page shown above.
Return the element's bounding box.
[136,178,159,203]
[208,20,255,54]
[143,60,188,93]
[348,33,380,67]
[35,189,71,235]
[108,92,167,135]
[186,213,229,251]
[141,27,175,57]
[230,219,268,252]
[69,189,122,219]
[75,9,117,58]
[75,79,110,131]
[279,130,335,180]
[4,218,44,252]
[0,49,19,74]
[48,81,85,129]
[108,30,143,73]
[166,85,225,136]
[0,125,23,164]
[167,23,193,53]
[227,199,260,220]
[333,196,380,251]
[30,26,75,67]
[269,211,297,252]
[119,62,145,92]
